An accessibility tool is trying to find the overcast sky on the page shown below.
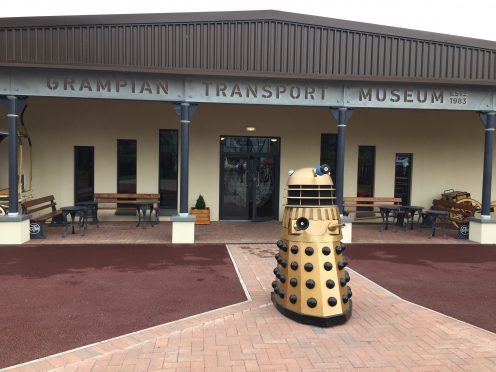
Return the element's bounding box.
[1,0,495,42]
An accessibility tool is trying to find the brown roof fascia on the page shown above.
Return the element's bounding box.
[2,62,496,88]
[0,10,495,51]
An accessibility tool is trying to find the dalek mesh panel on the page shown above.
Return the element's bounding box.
[271,165,352,327]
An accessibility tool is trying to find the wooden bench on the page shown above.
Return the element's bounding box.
[21,195,64,239]
[343,197,402,219]
[93,193,161,225]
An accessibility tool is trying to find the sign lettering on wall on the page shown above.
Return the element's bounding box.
[185,79,342,106]
[357,87,445,104]
[0,67,494,111]
[345,85,493,111]
[4,70,185,101]
[46,77,170,95]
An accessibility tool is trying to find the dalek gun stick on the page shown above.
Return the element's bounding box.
[271,164,352,327]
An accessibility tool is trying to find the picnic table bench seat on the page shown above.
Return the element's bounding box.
[343,197,402,219]
[93,193,161,224]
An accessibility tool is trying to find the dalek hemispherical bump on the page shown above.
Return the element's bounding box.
[271,164,352,327]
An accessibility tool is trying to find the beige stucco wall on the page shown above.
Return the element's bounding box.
[0,97,488,221]
[346,108,484,208]
[0,98,178,220]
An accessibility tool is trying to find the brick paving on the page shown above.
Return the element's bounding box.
[7,238,496,371]
[28,220,469,245]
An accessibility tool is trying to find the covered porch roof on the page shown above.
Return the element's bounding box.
[0,10,495,86]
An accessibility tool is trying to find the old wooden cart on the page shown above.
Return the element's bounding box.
[431,189,482,228]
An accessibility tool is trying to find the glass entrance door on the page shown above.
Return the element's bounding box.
[222,156,250,219]
[220,136,279,220]
[252,156,276,221]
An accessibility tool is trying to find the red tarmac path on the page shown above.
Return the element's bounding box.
[347,243,496,333]
[0,244,247,368]
[1,241,496,371]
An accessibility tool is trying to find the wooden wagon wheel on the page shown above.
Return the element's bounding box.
[449,198,482,228]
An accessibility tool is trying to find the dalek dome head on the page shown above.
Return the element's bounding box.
[286,164,335,207]
[287,167,334,187]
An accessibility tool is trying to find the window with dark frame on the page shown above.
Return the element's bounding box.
[117,139,137,194]
[394,153,413,205]
[74,146,94,204]
[357,146,375,198]
[356,146,376,217]
[320,134,338,179]
[159,130,178,209]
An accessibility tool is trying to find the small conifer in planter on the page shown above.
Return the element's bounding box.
[190,195,210,225]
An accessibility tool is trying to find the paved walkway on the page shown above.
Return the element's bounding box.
[7,243,496,371]
[29,220,469,245]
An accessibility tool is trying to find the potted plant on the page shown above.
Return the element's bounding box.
[190,195,210,225]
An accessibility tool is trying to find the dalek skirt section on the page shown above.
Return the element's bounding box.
[271,165,352,327]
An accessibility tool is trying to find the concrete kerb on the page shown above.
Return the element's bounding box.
[226,244,252,301]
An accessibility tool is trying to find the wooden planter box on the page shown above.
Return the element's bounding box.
[190,208,210,225]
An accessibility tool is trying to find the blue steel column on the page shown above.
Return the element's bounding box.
[0,96,27,216]
[330,108,353,215]
[480,111,496,218]
[7,97,19,215]
[179,103,190,215]
[173,102,198,216]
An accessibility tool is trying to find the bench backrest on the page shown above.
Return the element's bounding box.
[343,197,402,208]
[94,193,160,203]
[22,195,57,215]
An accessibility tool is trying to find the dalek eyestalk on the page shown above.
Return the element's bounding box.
[271,164,352,327]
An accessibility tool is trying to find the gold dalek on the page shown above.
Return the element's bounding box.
[271,164,352,326]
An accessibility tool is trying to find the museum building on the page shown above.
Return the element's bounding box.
[1,10,496,243]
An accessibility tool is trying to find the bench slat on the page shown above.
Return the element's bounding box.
[95,200,159,203]
[94,193,159,199]
[343,196,402,218]
[23,195,56,208]
[344,204,401,208]
[344,197,402,203]
[97,206,139,210]
[26,203,57,214]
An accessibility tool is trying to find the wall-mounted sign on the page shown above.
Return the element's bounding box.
[0,67,494,111]
[185,78,343,106]
[46,77,170,96]
[4,69,185,101]
[345,85,493,111]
